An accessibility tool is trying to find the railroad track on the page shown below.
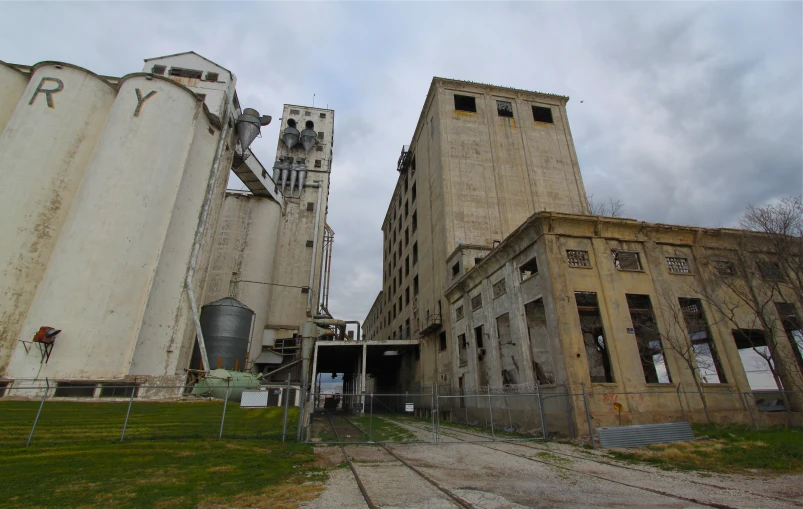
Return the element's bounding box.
[322,411,477,509]
[388,417,801,509]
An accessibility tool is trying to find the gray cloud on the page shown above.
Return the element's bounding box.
[2,2,800,324]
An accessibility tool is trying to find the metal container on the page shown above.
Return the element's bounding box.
[191,368,261,402]
[195,297,254,371]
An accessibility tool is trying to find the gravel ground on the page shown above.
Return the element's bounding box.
[302,420,803,509]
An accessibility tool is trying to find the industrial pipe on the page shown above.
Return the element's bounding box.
[307,183,324,314]
[185,94,234,371]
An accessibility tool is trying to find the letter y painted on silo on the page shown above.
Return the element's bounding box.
[28,77,64,109]
[134,89,157,117]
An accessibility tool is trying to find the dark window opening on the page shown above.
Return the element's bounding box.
[287,118,297,128]
[471,294,482,310]
[304,111,311,116]
[439,331,447,351]
[301,287,309,294]
[405,287,410,306]
[776,302,803,374]
[169,67,203,79]
[405,227,409,247]
[99,384,138,398]
[319,112,326,118]
[626,294,671,384]
[204,72,219,82]
[54,383,96,398]
[151,65,166,75]
[492,279,506,299]
[306,202,314,211]
[612,250,642,271]
[732,329,779,390]
[316,146,323,152]
[305,120,314,129]
[520,257,538,281]
[757,261,784,281]
[458,334,468,365]
[680,298,726,383]
[290,109,300,115]
[314,160,322,168]
[474,325,485,349]
[317,131,324,139]
[412,211,417,232]
[454,94,477,113]
[575,292,614,383]
[413,243,418,265]
[413,275,419,296]
[305,240,314,247]
[496,100,514,117]
[412,182,417,202]
[0,381,9,397]
[532,105,554,123]
[405,256,409,276]
[713,260,737,276]
[455,304,463,320]
[452,262,460,278]
[474,257,484,265]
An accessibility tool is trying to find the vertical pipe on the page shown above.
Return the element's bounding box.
[536,380,547,439]
[219,381,231,439]
[487,385,495,440]
[361,342,367,415]
[307,184,323,313]
[310,342,319,409]
[282,378,291,441]
[369,392,373,442]
[435,383,441,444]
[581,382,594,447]
[563,382,575,439]
[27,378,49,447]
[120,385,136,442]
[430,384,436,444]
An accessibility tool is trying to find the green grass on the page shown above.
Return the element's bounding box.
[0,400,297,445]
[350,415,417,442]
[607,424,803,474]
[0,400,323,508]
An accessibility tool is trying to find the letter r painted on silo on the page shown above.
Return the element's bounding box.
[134,89,157,117]
[28,77,64,109]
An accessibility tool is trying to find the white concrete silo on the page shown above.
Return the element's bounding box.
[6,74,203,380]
[0,61,29,131]
[0,62,116,374]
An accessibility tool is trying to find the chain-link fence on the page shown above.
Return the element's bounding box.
[0,382,300,447]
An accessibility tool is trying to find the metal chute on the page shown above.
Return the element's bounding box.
[282,126,299,149]
[236,108,271,155]
[273,159,290,183]
[300,128,317,152]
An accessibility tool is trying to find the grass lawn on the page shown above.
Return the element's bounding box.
[607,424,803,474]
[350,415,417,442]
[1,400,325,508]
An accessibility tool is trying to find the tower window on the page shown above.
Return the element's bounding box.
[532,105,554,123]
[290,109,300,115]
[314,160,322,168]
[454,94,477,113]
[317,132,324,139]
[204,72,219,82]
[305,121,314,129]
[319,113,327,118]
[169,67,203,79]
[151,65,166,75]
[287,119,297,128]
[497,100,514,117]
[305,111,311,116]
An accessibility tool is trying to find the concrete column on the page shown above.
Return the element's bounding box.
[361,342,367,415]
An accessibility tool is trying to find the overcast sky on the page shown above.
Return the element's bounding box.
[2,2,801,325]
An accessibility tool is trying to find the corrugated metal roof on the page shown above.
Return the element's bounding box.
[596,422,694,448]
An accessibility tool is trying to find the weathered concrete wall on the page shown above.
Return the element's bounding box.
[0,61,28,131]
[6,75,201,380]
[0,63,116,374]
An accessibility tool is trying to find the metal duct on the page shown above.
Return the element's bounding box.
[300,128,317,152]
[298,166,306,193]
[273,159,290,183]
[282,126,299,149]
[236,108,272,153]
[281,168,289,192]
[289,168,297,196]
[190,298,254,371]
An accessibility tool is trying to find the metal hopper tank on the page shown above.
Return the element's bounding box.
[192,297,254,371]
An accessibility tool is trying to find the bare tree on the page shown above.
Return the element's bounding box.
[588,194,625,218]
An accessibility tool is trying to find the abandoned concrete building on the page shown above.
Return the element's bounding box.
[0,52,337,398]
[362,78,803,432]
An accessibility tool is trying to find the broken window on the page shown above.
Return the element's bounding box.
[713,260,737,276]
[666,257,690,274]
[54,383,96,398]
[405,286,409,306]
[474,325,485,349]
[99,384,138,398]
[412,211,417,232]
[492,279,506,299]
[413,243,418,265]
[314,160,322,168]
[151,64,166,75]
[471,294,482,310]
[520,257,538,281]
[412,182,417,202]
[405,227,409,247]
[452,262,460,278]
[612,250,642,271]
[757,260,784,281]
[454,94,477,113]
[626,294,671,384]
[496,100,514,117]
[526,299,554,384]
[458,334,468,366]
[169,67,202,79]
[317,131,324,139]
[680,298,726,384]
[287,118,297,128]
[455,304,463,320]
[439,331,447,351]
[290,109,300,115]
[566,250,591,267]
[575,292,614,383]
[776,302,803,374]
[413,275,419,296]
[405,256,409,276]
[304,111,311,117]
[320,112,326,119]
[204,72,219,82]
[532,105,554,123]
[305,120,314,129]
[732,329,779,390]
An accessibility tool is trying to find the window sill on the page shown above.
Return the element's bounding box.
[668,272,694,276]
[591,382,618,387]
[568,265,593,269]
[616,268,645,273]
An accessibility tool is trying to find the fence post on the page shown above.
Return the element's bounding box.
[563,382,575,439]
[430,384,436,444]
[676,384,687,422]
[369,392,374,442]
[219,380,231,439]
[281,378,291,442]
[27,378,50,447]
[581,382,594,448]
[742,392,758,431]
[535,381,548,439]
[435,383,441,444]
[487,385,495,440]
[120,384,136,442]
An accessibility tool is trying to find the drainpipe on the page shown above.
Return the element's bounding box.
[307,182,324,314]
[185,99,233,372]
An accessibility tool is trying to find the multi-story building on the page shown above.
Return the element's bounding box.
[365,77,590,389]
